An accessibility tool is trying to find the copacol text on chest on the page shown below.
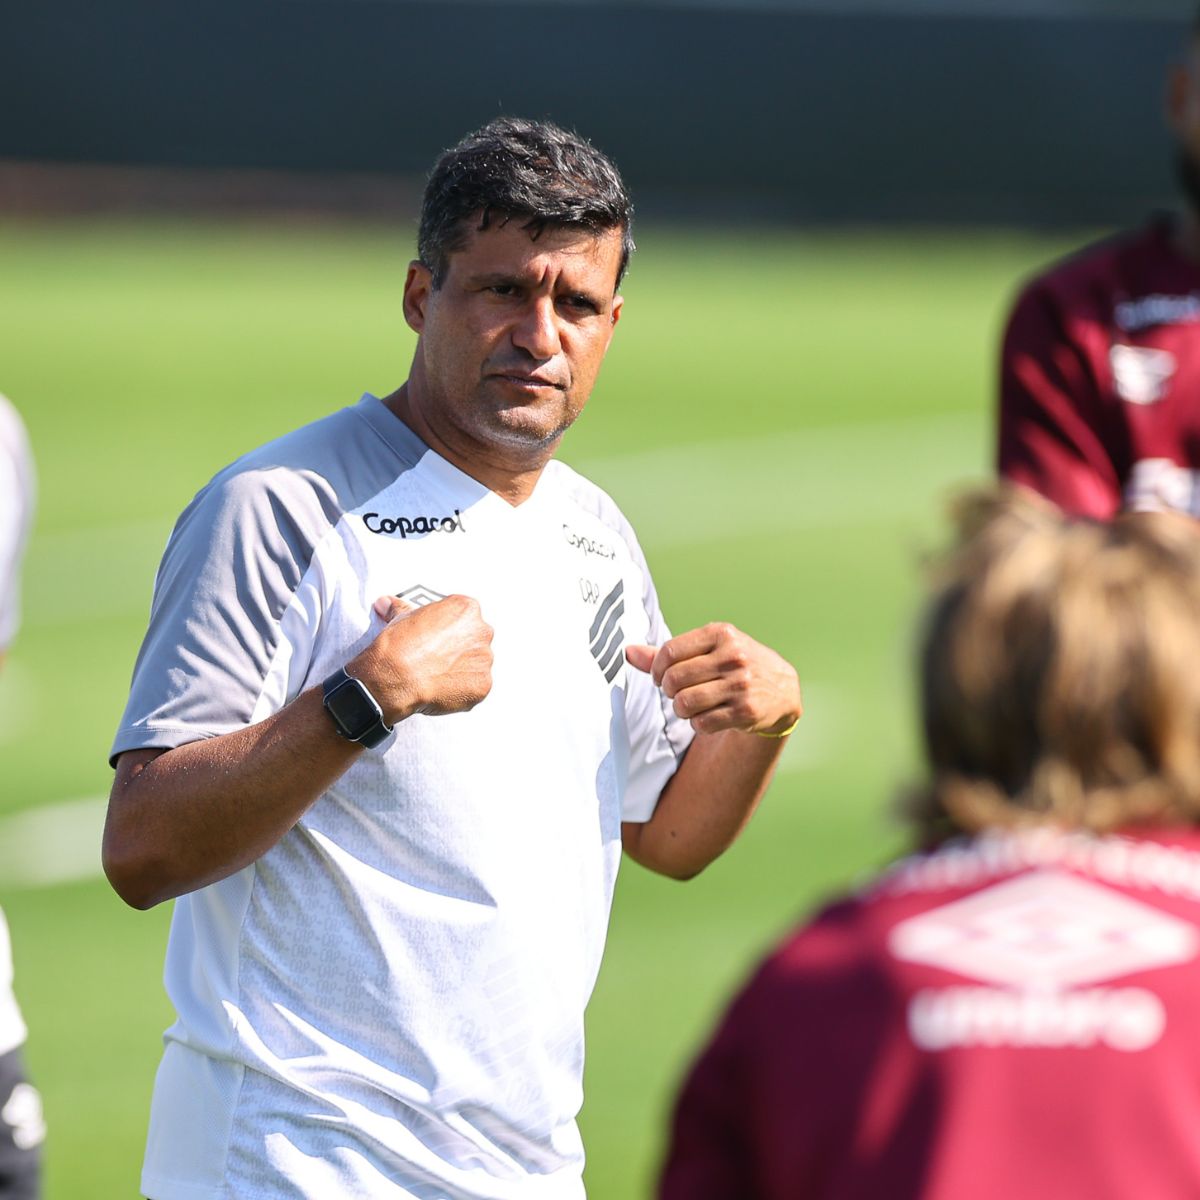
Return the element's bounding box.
[362,510,466,538]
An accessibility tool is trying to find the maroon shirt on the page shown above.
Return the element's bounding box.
[999,219,1200,517]
[659,828,1200,1200]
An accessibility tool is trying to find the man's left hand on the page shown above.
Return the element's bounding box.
[625,623,801,737]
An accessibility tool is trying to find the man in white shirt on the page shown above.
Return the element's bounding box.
[0,394,45,1199]
[104,117,802,1200]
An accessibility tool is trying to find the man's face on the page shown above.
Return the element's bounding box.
[402,218,624,465]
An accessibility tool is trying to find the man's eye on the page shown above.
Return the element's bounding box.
[488,284,518,297]
[562,295,599,314]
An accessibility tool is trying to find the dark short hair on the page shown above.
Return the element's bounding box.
[417,117,634,289]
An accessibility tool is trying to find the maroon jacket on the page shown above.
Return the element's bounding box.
[659,829,1200,1200]
[999,219,1200,517]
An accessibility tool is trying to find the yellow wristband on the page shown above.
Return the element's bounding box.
[756,715,800,739]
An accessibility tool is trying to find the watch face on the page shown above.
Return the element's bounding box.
[329,677,383,739]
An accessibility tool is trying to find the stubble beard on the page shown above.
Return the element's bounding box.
[471,382,583,455]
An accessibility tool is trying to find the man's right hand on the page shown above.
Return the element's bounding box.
[105,593,494,909]
[347,594,494,724]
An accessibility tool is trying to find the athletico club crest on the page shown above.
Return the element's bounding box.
[395,584,445,608]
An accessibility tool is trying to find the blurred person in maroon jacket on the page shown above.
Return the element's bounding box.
[999,9,1200,517]
[659,488,1200,1200]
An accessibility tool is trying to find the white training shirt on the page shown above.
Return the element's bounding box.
[0,394,34,1057]
[111,395,693,1200]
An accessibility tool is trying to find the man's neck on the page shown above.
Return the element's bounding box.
[380,385,551,507]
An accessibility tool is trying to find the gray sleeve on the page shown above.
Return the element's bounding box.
[109,463,339,765]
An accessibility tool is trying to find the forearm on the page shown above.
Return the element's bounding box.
[622,729,786,880]
[103,688,361,909]
[106,593,494,911]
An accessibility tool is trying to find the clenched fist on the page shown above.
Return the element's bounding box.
[626,622,800,737]
[347,593,494,725]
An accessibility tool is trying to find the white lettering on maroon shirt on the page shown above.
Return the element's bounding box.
[908,986,1165,1052]
[1114,293,1200,332]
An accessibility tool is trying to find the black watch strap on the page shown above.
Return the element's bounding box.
[322,667,393,749]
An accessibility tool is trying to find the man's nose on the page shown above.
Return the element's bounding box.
[511,296,561,359]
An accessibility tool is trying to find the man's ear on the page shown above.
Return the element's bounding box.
[403,261,433,333]
[598,294,623,362]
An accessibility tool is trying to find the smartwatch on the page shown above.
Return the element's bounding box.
[322,667,393,749]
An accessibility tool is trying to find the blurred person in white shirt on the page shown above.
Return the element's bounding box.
[0,395,45,1199]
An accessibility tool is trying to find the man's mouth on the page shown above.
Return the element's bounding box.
[490,372,566,391]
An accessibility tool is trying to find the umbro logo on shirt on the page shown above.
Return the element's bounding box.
[890,870,1199,1053]
[362,510,466,538]
[588,580,625,683]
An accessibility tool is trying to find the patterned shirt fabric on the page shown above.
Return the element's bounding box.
[660,827,1200,1200]
[112,395,693,1200]
[998,217,1200,517]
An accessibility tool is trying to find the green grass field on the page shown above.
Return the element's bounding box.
[0,217,1087,1198]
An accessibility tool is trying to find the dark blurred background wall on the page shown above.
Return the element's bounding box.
[0,0,1190,224]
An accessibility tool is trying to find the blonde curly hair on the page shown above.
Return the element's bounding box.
[909,485,1200,841]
